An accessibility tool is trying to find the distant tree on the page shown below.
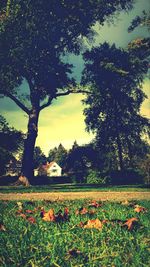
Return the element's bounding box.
[48,147,57,162]
[0,0,134,184]
[66,143,98,182]
[55,144,68,167]
[82,42,150,170]
[72,141,79,150]
[33,146,47,168]
[0,115,24,175]
[48,144,67,167]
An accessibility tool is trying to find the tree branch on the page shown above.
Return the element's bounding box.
[39,96,52,111]
[39,88,91,111]
[0,91,30,115]
[55,89,91,98]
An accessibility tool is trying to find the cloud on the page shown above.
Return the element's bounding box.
[36,94,94,155]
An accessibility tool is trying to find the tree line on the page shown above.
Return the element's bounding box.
[1,119,149,184]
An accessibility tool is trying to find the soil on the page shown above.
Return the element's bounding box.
[0,191,150,201]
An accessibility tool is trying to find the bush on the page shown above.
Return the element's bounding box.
[110,168,144,185]
[86,169,108,184]
[68,171,87,184]
[32,175,71,185]
[138,155,150,184]
[0,175,18,186]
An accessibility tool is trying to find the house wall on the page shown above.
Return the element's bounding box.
[34,169,38,176]
[47,166,62,177]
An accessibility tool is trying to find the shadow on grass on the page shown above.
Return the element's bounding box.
[0,179,149,194]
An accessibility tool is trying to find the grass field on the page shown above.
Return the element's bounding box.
[0,184,149,194]
[0,199,150,266]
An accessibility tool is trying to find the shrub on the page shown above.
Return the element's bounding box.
[86,169,108,184]
[110,168,144,185]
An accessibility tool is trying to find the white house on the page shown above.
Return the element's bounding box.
[35,161,62,177]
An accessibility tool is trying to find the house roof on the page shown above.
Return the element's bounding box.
[39,161,61,170]
[48,161,56,168]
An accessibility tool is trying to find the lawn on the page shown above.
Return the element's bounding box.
[0,184,149,193]
[0,199,150,266]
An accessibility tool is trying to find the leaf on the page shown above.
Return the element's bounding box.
[75,207,90,215]
[42,208,69,222]
[102,219,109,224]
[89,200,102,208]
[17,213,27,219]
[76,207,96,216]
[42,208,55,222]
[121,200,136,207]
[16,209,23,214]
[134,205,147,213]
[40,207,46,218]
[67,248,82,257]
[63,207,69,221]
[88,209,96,215]
[0,223,6,231]
[84,218,103,230]
[55,209,64,222]
[121,200,130,206]
[27,217,36,224]
[78,221,85,228]
[55,208,70,222]
[122,218,138,230]
[25,209,34,214]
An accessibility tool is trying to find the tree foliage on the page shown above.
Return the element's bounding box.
[66,142,99,182]
[82,42,150,170]
[0,0,134,101]
[128,10,150,32]
[0,115,24,175]
[33,146,46,168]
[48,143,68,167]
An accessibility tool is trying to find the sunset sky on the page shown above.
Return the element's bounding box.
[0,0,149,156]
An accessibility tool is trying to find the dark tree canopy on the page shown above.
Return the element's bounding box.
[48,144,68,167]
[128,10,150,32]
[82,42,150,170]
[66,143,98,174]
[33,146,47,168]
[0,0,134,103]
[0,115,24,175]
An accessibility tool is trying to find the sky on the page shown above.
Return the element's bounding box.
[0,0,150,156]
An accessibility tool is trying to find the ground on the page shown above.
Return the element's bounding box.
[0,198,150,266]
[0,191,150,201]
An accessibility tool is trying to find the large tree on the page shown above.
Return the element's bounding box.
[81,42,150,170]
[0,0,134,184]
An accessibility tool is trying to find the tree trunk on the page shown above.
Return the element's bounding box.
[116,134,124,171]
[114,102,124,171]
[126,137,133,167]
[19,108,39,185]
